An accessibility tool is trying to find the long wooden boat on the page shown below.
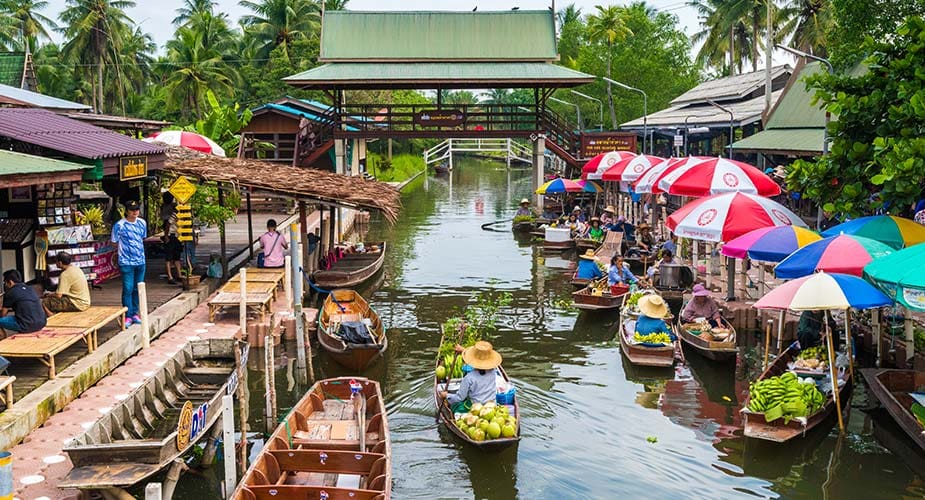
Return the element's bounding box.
[312,242,387,289]
[433,329,521,452]
[61,339,237,489]
[619,316,678,368]
[575,237,600,251]
[572,283,628,311]
[318,289,387,371]
[862,369,925,452]
[233,377,391,500]
[677,304,738,362]
[742,345,852,443]
[512,220,534,232]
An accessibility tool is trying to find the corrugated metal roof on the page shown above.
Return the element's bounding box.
[0,108,165,159]
[0,149,91,174]
[764,62,826,129]
[285,62,594,88]
[0,52,25,87]
[320,11,557,62]
[0,82,92,110]
[622,90,782,129]
[730,128,824,154]
[671,66,791,105]
[253,103,360,131]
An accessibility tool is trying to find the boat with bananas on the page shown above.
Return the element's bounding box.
[862,368,925,453]
[233,377,391,500]
[677,305,738,362]
[433,327,520,452]
[618,290,680,368]
[742,345,852,443]
[318,289,388,371]
[572,281,628,311]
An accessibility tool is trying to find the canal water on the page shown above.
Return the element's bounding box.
[174,158,925,499]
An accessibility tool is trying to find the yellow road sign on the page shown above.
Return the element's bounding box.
[168,177,198,204]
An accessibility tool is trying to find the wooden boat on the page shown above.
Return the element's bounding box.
[572,282,628,311]
[433,328,520,452]
[512,220,534,232]
[233,377,391,500]
[318,289,387,371]
[312,242,387,289]
[61,339,237,489]
[618,315,678,368]
[742,345,852,443]
[677,304,738,361]
[862,369,925,452]
[575,237,600,251]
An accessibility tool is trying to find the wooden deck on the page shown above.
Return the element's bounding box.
[208,292,274,322]
[220,280,278,299]
[46,306,128,350]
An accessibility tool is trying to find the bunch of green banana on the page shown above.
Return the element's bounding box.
[441,353,464,379]
[747,371,825,421]
[633,332,672,345]
[798,346,826,361]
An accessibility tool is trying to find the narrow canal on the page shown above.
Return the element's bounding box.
[178,157,924,499]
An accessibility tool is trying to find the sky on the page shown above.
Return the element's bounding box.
[42,0,702,54]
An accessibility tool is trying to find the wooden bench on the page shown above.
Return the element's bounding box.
[208,292,273,322]
[0,375,15,407]
[220,280,278,300]
[0,327,95,378]
[46,306,128,351]
[229,268,285,288]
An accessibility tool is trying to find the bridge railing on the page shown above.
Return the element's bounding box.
[334,103,541,138]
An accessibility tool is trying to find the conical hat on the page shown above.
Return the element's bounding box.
[638,294,669,319]
[462,341,503,370]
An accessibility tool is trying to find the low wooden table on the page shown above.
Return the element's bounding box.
[46,306,128,350]
[229,268,285,288]
[0,327,95,378]
[220,280,278,300]
[208,292,273,322]
[0,375,15,407]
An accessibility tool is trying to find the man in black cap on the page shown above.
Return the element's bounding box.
[111,199,147,327]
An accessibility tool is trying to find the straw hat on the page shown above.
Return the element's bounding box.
[579,249,597,260]
[638,295,669,319]
[573,206,582,212]
[519,198,530,205]
[638,223,650,230]
[604,205,616,213]
[590,217,601,224]
[462,341,503,370]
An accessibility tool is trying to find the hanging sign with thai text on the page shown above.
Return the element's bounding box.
[413,110,465,127]
[580,133,637,158]
[119,156,148,181]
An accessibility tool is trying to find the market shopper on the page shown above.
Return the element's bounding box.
[258,219,289,269]
[43,252,91,316]
[111,200,147,327]
[439,341,503,413]
[0,270,46,334]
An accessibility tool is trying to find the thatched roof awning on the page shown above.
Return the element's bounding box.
[161,145,401,222]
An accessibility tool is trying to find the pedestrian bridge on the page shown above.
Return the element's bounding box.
[423,138,533,170]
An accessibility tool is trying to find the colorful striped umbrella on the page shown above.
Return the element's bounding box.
[580,151,637,180]
[600,155,665,183]
[536,178,584,194]
[656,157,781,197]
[666,192,808,242]
[575,179,604,193]
[754,272,892,311]
[633,157,699,194]
[774,234,894,279]
[721,226,823,262]
[822,215,925,249]
[864,243,925,311]
[143,130,226,156]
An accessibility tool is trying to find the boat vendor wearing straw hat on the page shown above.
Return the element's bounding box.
[600,205,616,225]
[516,198,533,217]
[440,341,503,413]
[585,217,605,243]
[576,249,604,281]
[636,295,676,339]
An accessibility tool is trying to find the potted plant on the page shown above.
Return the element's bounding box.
[181,267,201,290]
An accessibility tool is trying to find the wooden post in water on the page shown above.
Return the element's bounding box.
[872,308,882,367]
[757,263,766,296]
[777,309,785,352]
[294,302,307,373]
[705,243,713,289]
[905,310,914,362]
[284,255,292,312]
[138,282,149,348]
[222,394,236,499]
[265,333,275,433]
[844,310,854,380]
[233,341,248,471]
[290,223,302,308]
[239,269,247,342]
[739,258,748,298]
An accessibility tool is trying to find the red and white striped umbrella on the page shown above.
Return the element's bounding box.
[600,155,666,183]
[580,151,636,180]
[144,130,226,157]
[632,157,694,193]
[656,157,781,197]
[667,192,808,242]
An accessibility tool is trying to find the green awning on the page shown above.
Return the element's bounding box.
[0,149,91,188]
[730,128,824,156]
[284,62,595,89]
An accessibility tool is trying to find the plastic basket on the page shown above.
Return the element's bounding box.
[496,387,516,405]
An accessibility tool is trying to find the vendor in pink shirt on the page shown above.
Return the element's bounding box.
[258,219,289,268]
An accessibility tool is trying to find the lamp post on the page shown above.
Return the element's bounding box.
[570,90,603,131]
[602,77,648,154]
[549,96,582,131]
[706,99,735,160]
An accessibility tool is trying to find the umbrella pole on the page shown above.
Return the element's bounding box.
[826,310,845,433]
[845,310,854,380]
[905,309,914,362]
[872,308,881,368]
[777,309,785,352]
[725,257,736,301]
[763,319,772,370]
[757,263,766,296]
[705,243,713,289]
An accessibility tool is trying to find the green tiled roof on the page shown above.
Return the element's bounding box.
[0,52,26,88]
[285,62,594,88]
[731,128,825,154]
[319,11,558,62]
[0,149,92,174]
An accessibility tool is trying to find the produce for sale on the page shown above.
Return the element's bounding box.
[633,332,673,345]
[747,371,825,423]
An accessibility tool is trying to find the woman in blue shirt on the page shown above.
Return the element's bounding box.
[608,256,637,286]
[636,294,676,340]
[576,250,604,280]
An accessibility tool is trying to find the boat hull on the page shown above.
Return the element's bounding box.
[677,311,738,362]
[312,242,386,289]
[318,289,388,371]
[618,318,676,367]
[862,368,925,452]
[572,285,627,311]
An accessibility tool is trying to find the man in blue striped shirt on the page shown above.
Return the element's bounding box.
[111,200,147,327]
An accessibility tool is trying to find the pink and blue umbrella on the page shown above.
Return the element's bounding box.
[754,272,892,311]
[536,178,584,194]
[721,226,822,262]
[774,234,894,279]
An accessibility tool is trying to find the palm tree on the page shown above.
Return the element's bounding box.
[556,3,582,26]
[0,14,17,49]
[322,0,348,10]
[2,0,57,51]
[587,5,632,129]
[446,91,477,106]
[239,0,319,59]
[777,0,831,55]
[689,0,753,75]
[172,0,217,26]
[164,26,236,118]
[716,0,767,72]
[59,0,136,113]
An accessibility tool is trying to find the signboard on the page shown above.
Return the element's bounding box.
[580,133,637,158]
[673,134,684,147]
[176,400,209,449]
[119,156,148,181]
[168,177,198,204]
[413,109,465,127]
[176,204,193,242]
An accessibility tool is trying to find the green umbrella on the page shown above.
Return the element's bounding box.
[863,243,925,311]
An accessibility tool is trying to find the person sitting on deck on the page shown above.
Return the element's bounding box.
[647,250,679,280]
[576,250,604,281]
[440,341,502,413]
[585,217,605,242]
[600,205,615,226]
[43,252,91,317]
[636,223,655,252]
[515,198,533,217]
[636,294,676,340]
[682,284,722,328]
[0,270,46,334]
